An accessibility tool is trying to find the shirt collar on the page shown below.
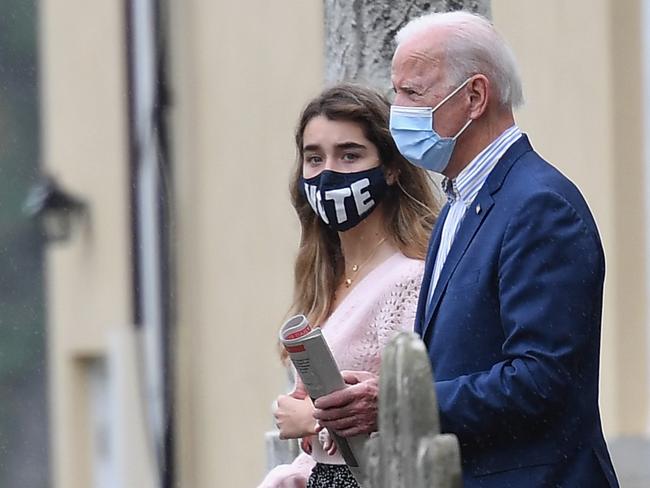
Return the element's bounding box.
[441,125,522,205]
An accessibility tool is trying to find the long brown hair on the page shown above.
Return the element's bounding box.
[289,83,439,328]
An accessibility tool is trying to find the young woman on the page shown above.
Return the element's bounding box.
[259,84,439,488]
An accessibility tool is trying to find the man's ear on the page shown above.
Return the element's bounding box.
[467,74,489,119]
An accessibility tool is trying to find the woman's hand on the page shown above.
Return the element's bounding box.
[300,436,313,455]
[274,395,318,440]
[317,427,337,456]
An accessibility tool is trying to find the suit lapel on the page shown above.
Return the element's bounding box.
[421,193,494,338]
[420,135,534,339]
[414,204,449,336]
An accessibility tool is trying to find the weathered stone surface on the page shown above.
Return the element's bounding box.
[417,435,463,488]
[324,0,491,93]
[364,332,462,487]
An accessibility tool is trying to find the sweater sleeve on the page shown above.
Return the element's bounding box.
[256,452,315,488]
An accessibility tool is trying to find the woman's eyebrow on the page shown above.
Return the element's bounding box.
[303,144,322,152]
[303,142,366,152]
[336,142,366,150]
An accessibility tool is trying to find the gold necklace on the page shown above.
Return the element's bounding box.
[343,237,388,288]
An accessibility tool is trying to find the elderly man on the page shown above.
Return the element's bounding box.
[314,11,619,487]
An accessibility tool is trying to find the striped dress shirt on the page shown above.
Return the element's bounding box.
[426,125,522,314]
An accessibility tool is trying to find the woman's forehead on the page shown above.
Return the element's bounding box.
[302,116,371,148]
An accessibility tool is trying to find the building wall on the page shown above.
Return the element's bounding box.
[169,2,324,487]
[40,0,134,487]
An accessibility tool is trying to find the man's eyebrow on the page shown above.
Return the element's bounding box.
[398,83,422,93]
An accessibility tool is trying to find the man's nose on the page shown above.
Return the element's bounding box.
[393,94,407,106]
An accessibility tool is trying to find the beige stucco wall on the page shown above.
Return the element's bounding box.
[170,2,324,487]
[40,0,133,487]
[41,0,325,485]
[492,0,648,436]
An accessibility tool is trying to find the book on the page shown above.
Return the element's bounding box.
[279,314,368,482]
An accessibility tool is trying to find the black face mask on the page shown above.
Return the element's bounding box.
[300,166,388,232]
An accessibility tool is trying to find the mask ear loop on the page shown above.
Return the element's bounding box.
[452,118,473,140]
[431,76,474,113]
[430,76,475,140]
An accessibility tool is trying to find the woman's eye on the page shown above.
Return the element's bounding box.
[305,155,322,165]
[342,153,359,161]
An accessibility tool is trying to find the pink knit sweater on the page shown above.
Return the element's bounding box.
[259,252,424,488]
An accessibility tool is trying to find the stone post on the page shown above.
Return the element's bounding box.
[363,332,462,487]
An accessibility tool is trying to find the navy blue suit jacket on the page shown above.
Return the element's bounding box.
[415,136,619,487]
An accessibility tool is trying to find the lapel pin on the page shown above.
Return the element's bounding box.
[475,203,481,215]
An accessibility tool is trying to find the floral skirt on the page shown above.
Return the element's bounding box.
[306,463,360,488]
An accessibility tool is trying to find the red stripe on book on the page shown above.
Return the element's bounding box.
[286,326,311,340]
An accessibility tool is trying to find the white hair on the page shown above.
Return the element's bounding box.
[396,11,524,109]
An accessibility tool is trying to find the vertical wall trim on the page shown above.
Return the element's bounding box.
[125,0,175,485]
[643,0,650,435]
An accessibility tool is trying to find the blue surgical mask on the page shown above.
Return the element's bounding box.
[389,77,473,173]
[300,166,388,232]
